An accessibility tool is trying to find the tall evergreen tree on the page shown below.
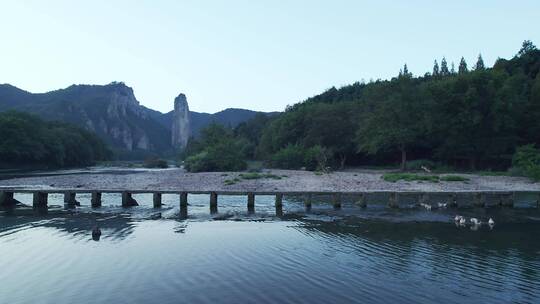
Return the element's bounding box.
[432,60,440,77]
[458,57,468,74]
[440,57,450,76]
[475,54,485,70]
[450,62,456,74]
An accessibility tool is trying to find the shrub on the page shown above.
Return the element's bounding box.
[512,144,540,181]
[304,145,330,171]
[405,159,436,171]
[440,175,469,182]
[269,144,306,169]
[143,158,168,168]
[382,173,439,183]
[184,142,247,173]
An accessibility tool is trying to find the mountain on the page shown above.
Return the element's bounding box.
[159,107,278,137]
[0,82,278,157]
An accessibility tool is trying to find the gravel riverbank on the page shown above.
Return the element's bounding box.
[1,168,539,192]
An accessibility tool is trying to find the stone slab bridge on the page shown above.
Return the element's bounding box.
[1,188,540,214]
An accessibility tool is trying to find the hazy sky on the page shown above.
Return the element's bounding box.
[1,0,539,113]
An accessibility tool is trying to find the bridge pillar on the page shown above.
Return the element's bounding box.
[180,192,188,207]
[388,193,399,208]
[63,191,79,207]
[304,193,312,211]
[91,192,102,207]
[122,192,138,207]
[356,193,367,208]
[473,193,486,208]
[500,193,514,207]
[153,192,162,208]
[332,193,342,209]
[247,193,255,213]
[275,193,283,207]
[0,191,16,207]
[32,191,48,208]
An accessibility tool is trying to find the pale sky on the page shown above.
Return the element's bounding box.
[1,0,539,113]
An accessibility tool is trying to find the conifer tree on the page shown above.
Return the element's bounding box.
[432,60,440,77]
[440,57,450,76]
[450,62,456,74]
[475,54,485,70]
[458,57,468,74]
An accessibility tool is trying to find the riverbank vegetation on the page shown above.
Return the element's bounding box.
[182,41,540,176]
[0,111,111,168]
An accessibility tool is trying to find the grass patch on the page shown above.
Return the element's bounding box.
[383,173,470,183]
[440,175,469,182]
[239,172,284,180]
[383,173,439,183]
[477,171,513,176]
[314,171,324,176]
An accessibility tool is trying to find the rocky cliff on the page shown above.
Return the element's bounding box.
[0,82,171,154]
[0,82,277,158]
[171,94,190,150]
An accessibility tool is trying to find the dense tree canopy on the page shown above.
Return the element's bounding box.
[254,41,540,171]
[0,111,111,168]
[181,41,540,172]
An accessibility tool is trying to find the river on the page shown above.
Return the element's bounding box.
[1,190,539,304]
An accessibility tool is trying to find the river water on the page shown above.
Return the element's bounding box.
[1,190,540,303]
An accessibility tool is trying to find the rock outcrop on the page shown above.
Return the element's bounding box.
[171,93,191,150]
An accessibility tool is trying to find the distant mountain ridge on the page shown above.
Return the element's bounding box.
[0,82,277,157]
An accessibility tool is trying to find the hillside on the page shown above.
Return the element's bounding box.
[0,82,278,158]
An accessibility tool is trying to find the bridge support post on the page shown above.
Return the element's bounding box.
[91,192,102,207]
[32,191,48,208]
[122,192,138,207]
[332,193,341,209]
[500,193,514,207]
[209,192,218,213]
[356,193,367,208]
[304,193,312,211]
[473,193,486,208]
[153,192,162,208]
[180,192,188,208]
[247,193,255,213]
[63,191,79,207]
[388,193,399,208]
[448,193,457,208]
[0,191,16,207]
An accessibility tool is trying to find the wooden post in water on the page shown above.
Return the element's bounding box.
[304,193,312,211]
[332,193,342,209]
[153,192,162,208]
[247,192,255,213]
[91,192,102,207]
[356,193,367,208]
[122,192,138,207]
[63,191,78,207]
[32,191,48,208]
[388,192,399,208]
[473,193,486,208]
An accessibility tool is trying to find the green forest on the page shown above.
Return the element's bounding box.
[0,111,111,168]
[184,41,540,176]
